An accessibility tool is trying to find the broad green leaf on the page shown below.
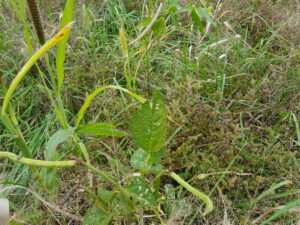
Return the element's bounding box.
[119,27,128,57]
[42,127,76,191]
[151,17,166,38]
[76,123,125,137]
[56,0,75,91]
[83,207,111,225]
[130,92,167,152]
[127,177,156,207]
[44,127,76,160]
[191,7,204,34]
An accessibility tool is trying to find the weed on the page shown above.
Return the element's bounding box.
[0,0,299,224]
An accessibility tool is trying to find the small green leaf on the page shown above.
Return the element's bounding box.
[137,17,151,30]
[151,17,166,38]
[83,207,111,225]
[197,7,215,25]
[130,148,150,170]
[130,148,163,170]
[78,142,90,163]
[130,92,167,153]
[127,177,156,207]
[97,189,115,204]
[149,148,164,164]
[191,7,204,34]
[76,123,125,137]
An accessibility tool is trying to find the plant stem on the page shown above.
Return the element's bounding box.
[169,172,213,216]
[0,151,76,168]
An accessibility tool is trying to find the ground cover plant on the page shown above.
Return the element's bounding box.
[0,0,299,224]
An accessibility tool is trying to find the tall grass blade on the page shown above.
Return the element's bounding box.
[250,180,292,208]
[56,0,75,92]
[2,21,75,115]
[259,198,300,225]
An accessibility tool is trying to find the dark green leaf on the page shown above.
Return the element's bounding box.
[83,207,111,225]
[130,92,167,153]
[128,177,156,207]
[76,123,125,137]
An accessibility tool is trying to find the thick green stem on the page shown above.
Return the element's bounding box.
[169,172,213,216]
[0,151,76,168]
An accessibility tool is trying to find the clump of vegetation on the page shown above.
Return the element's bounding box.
[0,0,299,224]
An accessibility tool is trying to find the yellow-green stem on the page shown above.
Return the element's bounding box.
[0,151,76,168]
[169,172,213,216]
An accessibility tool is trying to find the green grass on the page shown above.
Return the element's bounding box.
[0,0,300,224]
